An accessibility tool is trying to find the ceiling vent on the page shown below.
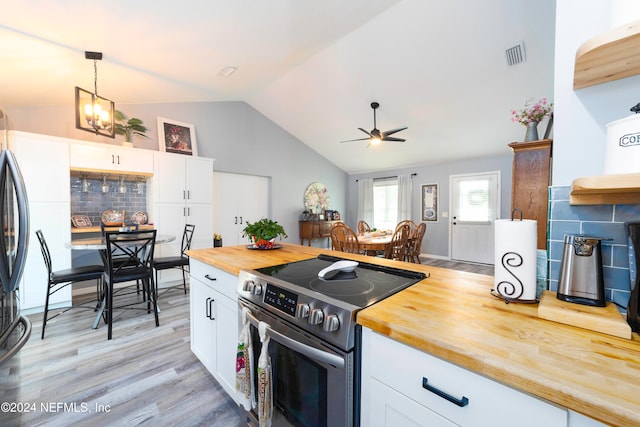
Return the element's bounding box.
[505,42,526,67]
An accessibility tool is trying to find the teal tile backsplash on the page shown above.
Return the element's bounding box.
[547,186,640,310]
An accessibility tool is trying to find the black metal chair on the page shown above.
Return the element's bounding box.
[101,229,158,340]
[36,230,104,339]
[153,224,195,296]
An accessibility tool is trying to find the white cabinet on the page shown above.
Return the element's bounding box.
[189,259,239,402]
[213,172,269,246]
[153,153,214,256]
[8,131,71,312]
[69,142,154,174]
[360,327,567,427]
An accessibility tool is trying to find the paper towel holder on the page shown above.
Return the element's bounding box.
[490,208,540,305]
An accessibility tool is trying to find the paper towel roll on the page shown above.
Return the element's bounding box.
[494,219,538,301]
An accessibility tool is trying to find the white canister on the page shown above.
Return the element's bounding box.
[604,114,640,175]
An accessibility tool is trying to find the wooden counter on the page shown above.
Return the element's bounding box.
[188,243,640,427]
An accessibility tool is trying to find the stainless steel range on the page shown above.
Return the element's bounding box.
[237,253,427,427]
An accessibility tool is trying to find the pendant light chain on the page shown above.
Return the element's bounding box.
[93,59,99,97]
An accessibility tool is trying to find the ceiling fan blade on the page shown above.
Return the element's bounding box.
[358,127,374,137]
[341,137,371,143]
[382,136,406,142]
[382,126,408,137]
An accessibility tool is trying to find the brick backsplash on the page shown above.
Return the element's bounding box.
[547,185,640,310]
[70,177,147,225]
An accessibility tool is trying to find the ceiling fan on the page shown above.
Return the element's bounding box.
[341,102,407,146]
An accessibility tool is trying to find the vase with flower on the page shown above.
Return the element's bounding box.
[511,98,553,142]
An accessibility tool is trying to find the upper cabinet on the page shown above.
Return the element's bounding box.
[69,142,154,175]
[574,19,640,89]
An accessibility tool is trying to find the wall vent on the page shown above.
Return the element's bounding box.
[505,42,526,66]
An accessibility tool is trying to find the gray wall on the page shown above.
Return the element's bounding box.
[347,154,513,258]
[6,101,348,245]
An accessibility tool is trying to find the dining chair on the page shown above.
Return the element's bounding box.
[101,229,158,340]
[357,220,371,235]
[396,219,418,236]
[385,222,411,261]
[330,223,361,254]
[36,230,104,339]
[153,224,195,296]
[405,222,426,263]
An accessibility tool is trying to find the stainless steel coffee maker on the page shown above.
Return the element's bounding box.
[626,223,640,332]
[557,234,606,307]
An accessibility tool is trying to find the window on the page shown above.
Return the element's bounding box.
[457,178,490,222]
[373,178,397,231]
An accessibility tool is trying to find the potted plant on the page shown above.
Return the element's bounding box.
[115,110,149,147]
[242,218,287,249]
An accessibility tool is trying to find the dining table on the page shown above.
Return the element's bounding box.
[358,233,392,256]
[65,232,176,328]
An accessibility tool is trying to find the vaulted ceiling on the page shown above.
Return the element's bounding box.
[0,0,556,174]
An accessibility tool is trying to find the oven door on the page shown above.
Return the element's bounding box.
[239,299,354,427]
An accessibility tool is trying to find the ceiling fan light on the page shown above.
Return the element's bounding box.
[370,138,381,145]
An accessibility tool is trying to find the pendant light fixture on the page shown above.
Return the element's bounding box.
[75,51,115,138]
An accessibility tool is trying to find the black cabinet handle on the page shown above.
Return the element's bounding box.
[235,216,238,224]
[204,274,217,281]
[205,297,215,320]
[240,216,243,224]
[422,377,469,407]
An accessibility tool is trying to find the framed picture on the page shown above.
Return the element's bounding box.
[157,117,198,156]
[421,183,438,222]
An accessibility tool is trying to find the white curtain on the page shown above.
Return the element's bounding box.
[397,174,412,221]
[357,178,374,225]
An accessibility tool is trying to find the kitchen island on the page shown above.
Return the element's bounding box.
[188,243,640,427]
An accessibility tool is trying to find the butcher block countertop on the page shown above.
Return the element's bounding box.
[188,243,640,427]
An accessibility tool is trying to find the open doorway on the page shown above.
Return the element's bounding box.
[450,171,500,264]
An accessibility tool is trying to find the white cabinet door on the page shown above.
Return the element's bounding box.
[21,202,72,311]
[152,153,213,257]
[369,378,456,427]
[190,277,217,374]
[69,143,154,174]
[213,172,269,246]
[189,260,239,403]
[10,132,69,202]
[214,288,240,398]
[155,153,186,203]
[186,157,214,204]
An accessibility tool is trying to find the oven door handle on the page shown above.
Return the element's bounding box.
[245,310,345,369]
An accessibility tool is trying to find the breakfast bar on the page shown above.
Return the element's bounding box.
[188,243,640,427]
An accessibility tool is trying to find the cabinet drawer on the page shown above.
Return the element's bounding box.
[189,260,238,301]
[365,330,566,427]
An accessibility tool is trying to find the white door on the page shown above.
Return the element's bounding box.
[450,172,500,264]
[213,172,269,246]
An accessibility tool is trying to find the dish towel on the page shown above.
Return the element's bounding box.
[257,321,273,427]
[236,307,254,411]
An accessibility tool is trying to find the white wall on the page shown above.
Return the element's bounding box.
[553,0,640,185]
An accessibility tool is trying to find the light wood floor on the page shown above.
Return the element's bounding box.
[419,256,494,276]
[0,288,245,426]
[0,259,490,426]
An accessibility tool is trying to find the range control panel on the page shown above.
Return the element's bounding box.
[237,270,356,351]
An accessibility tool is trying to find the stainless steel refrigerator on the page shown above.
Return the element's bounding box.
[0,115,32,364]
